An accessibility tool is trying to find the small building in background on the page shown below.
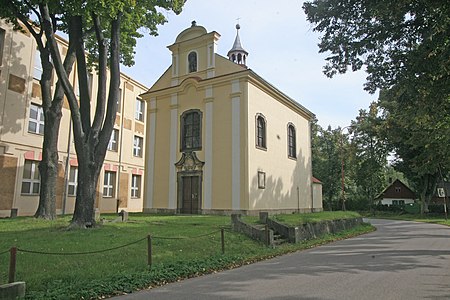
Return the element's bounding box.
[376,179,416,206]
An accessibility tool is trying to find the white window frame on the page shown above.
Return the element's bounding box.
[108,129,119,151]
[133,135,143,157]
[68,166,78,196]
[135,98,144,122]
[21,160,40,195]
[28,103,45,135]
[103,171,116,198]
[131,174,141,198]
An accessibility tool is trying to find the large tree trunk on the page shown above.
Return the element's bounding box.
[34,46,57,219]
[68,14,121,228]
[70,151,101,228]
[35,107,60,219]
[34,25,76,219]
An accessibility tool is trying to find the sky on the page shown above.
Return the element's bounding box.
[121,0,378,128]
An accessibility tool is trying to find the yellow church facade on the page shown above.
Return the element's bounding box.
[142,23,322,215]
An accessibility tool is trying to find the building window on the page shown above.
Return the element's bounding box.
[21,160,40,195]
[103,171,116,198]
[188,51,197,73]
[68,166,78,196]
[131,174,141,198]
[287,123,297,159]
[28,103,44,135]
[0,28,5,66]
[133,135,143,157]
[33,50,43,80]
[117,88,122,113]
[135,98,144,122]
[181,110,202,151]
[256,114,266,149]
[258,171,266,189]
[108,129,119,151]
[395,187,401,193]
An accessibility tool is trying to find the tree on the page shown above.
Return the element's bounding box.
[350,104,389,211]
[303,0,450,213]
[378,86,450,214]
[2,1,184,227]
[311,121,345,210]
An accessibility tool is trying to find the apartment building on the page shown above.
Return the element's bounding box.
[0,19,148,217]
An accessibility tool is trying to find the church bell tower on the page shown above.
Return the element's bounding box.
[227,24,248,67]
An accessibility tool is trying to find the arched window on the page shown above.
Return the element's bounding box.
[256,114,266,149]
[181,110,202,151]
[287,123,296,159]
[188,51,197,73]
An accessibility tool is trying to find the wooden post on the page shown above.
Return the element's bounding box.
[147,235,152,268]
[265,225,270,246]
[9,247,17,283]
[221,228,225,254]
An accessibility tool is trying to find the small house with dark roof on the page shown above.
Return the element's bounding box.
[376,179,416,206]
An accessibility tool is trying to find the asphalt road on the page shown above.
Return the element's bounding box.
[112,219,450,300]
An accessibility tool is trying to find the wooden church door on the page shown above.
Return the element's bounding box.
[181,176,200,214]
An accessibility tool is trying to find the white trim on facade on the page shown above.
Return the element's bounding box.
[204,85,213,209]
[168,93,178,209]
[231,79,241,210]
[145,98,157,209]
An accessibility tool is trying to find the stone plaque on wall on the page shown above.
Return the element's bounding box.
[32,82,42,98]
[125,82,134,91]
[8,74,26,94]
[135,122,144,134]
[123,118,132,130]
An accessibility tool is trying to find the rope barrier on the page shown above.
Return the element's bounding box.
[5,228,230,256]
[16,236,147,256]
[152,229,222,240]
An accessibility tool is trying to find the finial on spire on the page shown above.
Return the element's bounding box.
[191,20,197,27]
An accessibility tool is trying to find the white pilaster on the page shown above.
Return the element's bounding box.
[168,94,178,209]
[145,98,157,209]
[231,80,241,210]
[204,85,213,209]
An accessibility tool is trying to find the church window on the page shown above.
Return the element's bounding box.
[287,123,296,159]
[181,110,202,151]
[188,51,197,73]
[256,114,266,149]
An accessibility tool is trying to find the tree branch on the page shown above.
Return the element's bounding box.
[98,14,121,159]
[91,13,108,133]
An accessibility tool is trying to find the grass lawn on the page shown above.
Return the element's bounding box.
[362,211,450,226]
[0,212,372,299]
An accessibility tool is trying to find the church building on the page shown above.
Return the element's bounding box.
[142,22,322,215]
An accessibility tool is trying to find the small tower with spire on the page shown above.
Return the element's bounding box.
[228,24,248,67]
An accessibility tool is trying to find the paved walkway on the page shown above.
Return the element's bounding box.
[111,219,450,299]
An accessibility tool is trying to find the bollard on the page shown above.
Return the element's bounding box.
[9,247,17,283]
[147,235,152,268]
[265,225,270,246]
[221,228,225,254]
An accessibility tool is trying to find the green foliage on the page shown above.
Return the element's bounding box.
[350,103,389,210]
[0,214,372,299]
[311,120,345,210]
[303,0,450,94]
